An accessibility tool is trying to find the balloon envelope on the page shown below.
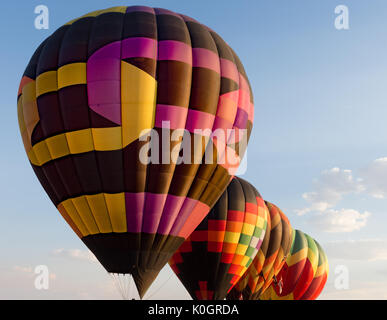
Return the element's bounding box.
[260,230,329,300]
[227,201,292,300]
[17,5,254,297]
[169,177,268,300]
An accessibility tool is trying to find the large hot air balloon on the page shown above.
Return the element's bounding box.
[260,230,329,300]
[169,177,268,300]
[17,6,254,298]
[227,201,292,300]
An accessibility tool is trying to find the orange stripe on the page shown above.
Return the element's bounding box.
[18,76,34,96]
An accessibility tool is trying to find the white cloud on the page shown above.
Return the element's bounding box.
[52,249,97,263]
[294,162,387,232]
[296,167,364,216]
[360,157,387,199]
[309,209,371,232]
[324,239,387,261]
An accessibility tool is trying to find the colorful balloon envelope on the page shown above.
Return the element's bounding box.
[169,177,269,300]
[227,201,293,300]
[260,230,329,300]
[17,6,254,297]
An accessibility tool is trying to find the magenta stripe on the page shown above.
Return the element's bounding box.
[154,104,188,129]
[125,193,145,233]
[87,41,121,123]
[234,108,248,129]
[157,195,187,235]
[126,6,155,14]
[87,58,120,81]
[220,58,239,83]
[87,41,121,81]
[185,109,215,135]
[89,41,121,59]
[141,193,168,233]
[192,48,220,73]
[88,81,120,106]
[158,40,192,64]
[125,192,196,235]
[90,103,121,125]
[169,198,198,236]
[121,37,157,60]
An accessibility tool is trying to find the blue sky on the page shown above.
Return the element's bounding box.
[1,0,387,299]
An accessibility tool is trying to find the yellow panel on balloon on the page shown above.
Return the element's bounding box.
[104,193,127,233]
[36,71,57,97]
[121,61,157,147]
[85,194,113,233]
[71,196,100,235]
[61,198,89,236]
[92,127,122,151]
[58,62,87,89]
[66,129,94,154]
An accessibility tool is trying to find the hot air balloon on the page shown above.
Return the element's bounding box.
[169,177,268,300]
[227,201,292,300]
[17,6,255,298]
[260,230,329,300]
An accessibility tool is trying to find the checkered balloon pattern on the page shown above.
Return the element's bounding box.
[169,177,268,300]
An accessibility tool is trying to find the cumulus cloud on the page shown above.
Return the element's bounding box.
[52,249,97,263]
[295,167,364,216]
[360,157,387,199]
[324,239,387,261]
[294,160,387,232]
[309,209,371,233]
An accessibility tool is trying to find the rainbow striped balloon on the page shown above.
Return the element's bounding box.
[227,201,293,300]
[260,229,329,300]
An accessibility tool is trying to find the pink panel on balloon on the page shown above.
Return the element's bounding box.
[141,193,168,233]
[154,104,188,130]
[169,197,199,236]
[192,47,220,74]
[87,41,122,125]
[157,195,187,235]
[178,201,211,239]
[185,109,215,135]
[125,192,145,233]
[220,58,239,83]
[121,37,157,60]
[238,75,251,114]
[158,40,192,65]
